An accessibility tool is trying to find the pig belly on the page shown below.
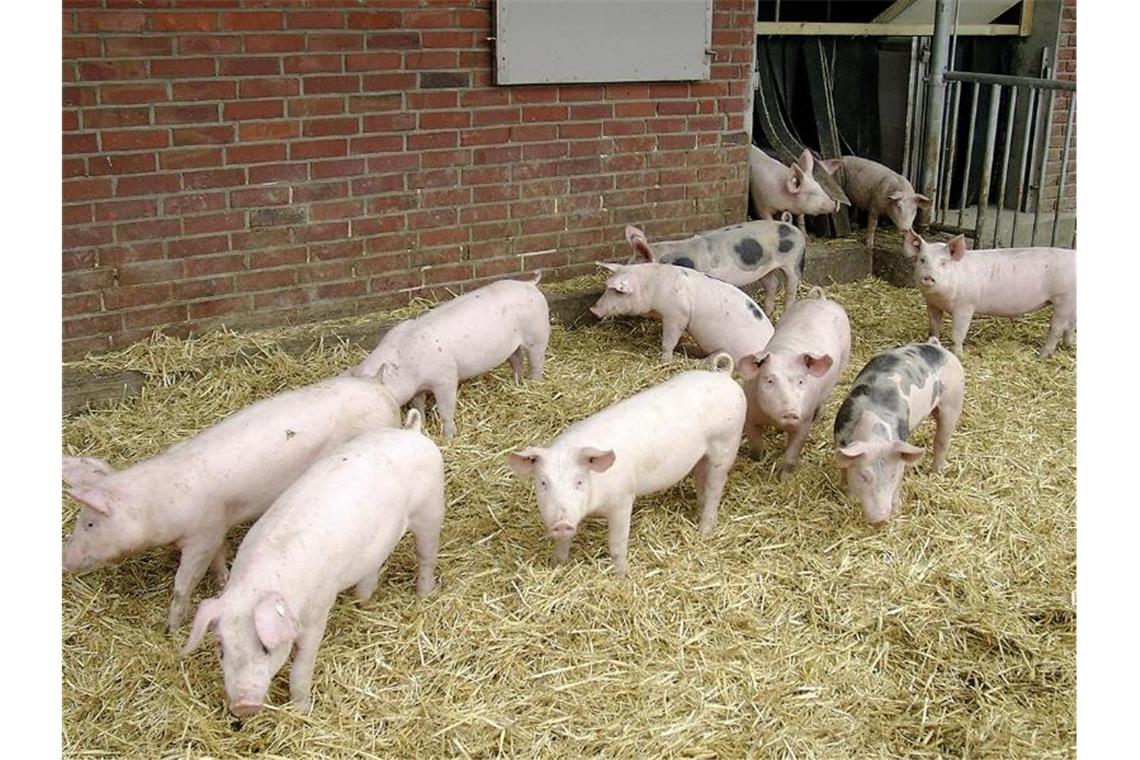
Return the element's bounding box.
[447,325,523,380]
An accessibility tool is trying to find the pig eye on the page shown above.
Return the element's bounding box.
[798,378,805,386]
[859,470,874,483]
[84,521,95,529]
[765,377,774,385]
[574,478,584,489]
[918,257,926,264]
[538,478,548,490]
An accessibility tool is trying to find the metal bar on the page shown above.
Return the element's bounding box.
[927,222,979,238]
[1011,87,1037,245]
[940,80,962,224]
[1031,85,1056,246]
[919,0,954,217]
[901,36,918,180]
[753,22,1021,36]
[944,70,1076,91]
[992,86,1017,247]
[957,82,980,228]
[1051,92,1076,247]
[1026,49,1052,214]
[975,84,1002,249]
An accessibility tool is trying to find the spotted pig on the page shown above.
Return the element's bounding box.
[589,262,774,364]
[624,219,806,317]
[833,338,965,526]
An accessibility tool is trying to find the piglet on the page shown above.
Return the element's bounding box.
[749,145,843,235]
[508,353,745,575]
[351,274,550,437]
[904,231,1076,358]
[833,338,965,526]
[823,155,931,248]
[62,377,401,633]
[624,219,806,317]
[589,262,774,364]
[740,288,851,475]
[181,408,445,716]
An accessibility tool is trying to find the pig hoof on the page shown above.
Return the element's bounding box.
[780,463,797,478]
[293,698,313,715]
[697,521,716,536]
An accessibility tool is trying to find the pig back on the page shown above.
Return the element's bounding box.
[838,156,908,211]
[151,376,401,527]
[559,370,745,496]
[765,298,851,370]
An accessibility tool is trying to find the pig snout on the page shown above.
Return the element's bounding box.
[780,410,801,425]
[229,700,263,718]
[549,521,577,539]
[919,274,936,287]
[589,305,603,318]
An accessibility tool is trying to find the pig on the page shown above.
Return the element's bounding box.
[350,274,550,438]
[623,219,806,317]
[749,145,844,236]
[823,155,932,248]
[589,262,774,364]
[904,230,1077,358]
[833,338,965,526]
[507,353,745,575]
[62,376,401,633]
[740,288,851,475]
[181,408,445,716]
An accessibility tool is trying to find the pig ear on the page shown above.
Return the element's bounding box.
[785,164,803,194]
[836,441,870,467]
[801,352,833,377]
[739,352,770,380]
[892,441,926,463]
[796,148,814,173]
[596,261,624,273]
[624,225,657,263]
[507,447,544,478]
[889,190,907,202]
[62,456,115,488]
[820,158,842,175]
[181,598,221,658]
[610,276,635,294]
[903,229,924,258]
[579,447,616,473]
[914,193,933,209]
[948,235,968,261]
[376,363,389,384]
[67,485,113,516]
[403,408,422,433]
[254,593,298,652]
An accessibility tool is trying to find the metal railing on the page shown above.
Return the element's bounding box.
[922,70,1076,249]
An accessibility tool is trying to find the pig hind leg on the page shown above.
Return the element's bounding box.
[759,273,779,317]
[864,212,879,248]
[410,487,444,597]
[166,537,223,633]
[523,328,548,381]
[289,603,332,714]
[429,376,460,438]
[508,347,525,384]
[931,385,965,473]
[950,308,975,355]
[1040,299,1076,358]
[210,544,229,586]
[660,318,685,362]
[353,572,379,602]
[693,445,734,535]
[781,263,801,310]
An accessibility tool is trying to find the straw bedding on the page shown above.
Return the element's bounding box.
[62,277,1075,758]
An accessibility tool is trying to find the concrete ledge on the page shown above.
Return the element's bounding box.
[62,235,891,416]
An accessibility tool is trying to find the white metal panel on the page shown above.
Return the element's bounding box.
[495,0,713,85]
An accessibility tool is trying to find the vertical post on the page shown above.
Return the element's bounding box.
[957,82,980,231]
[1011,87,1037,246]
[939,80,962,225]
[992,86,1017,247]
[975,83,1002,248]
[919,0,955,225]
[1031,84,1056,245]
[1051,92,1076,247]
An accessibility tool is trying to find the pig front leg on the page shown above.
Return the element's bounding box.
[166,537,223,633]
[1038,309,1070,359]
[693,450,732,535]
[781,420,814,477]
[795,214,808,238]
[744,417,767,461]
[508,347,525,384]
[864,212,879,248]
[289,608,331,715]
[353,571,379,603]
[429,378,459,438]
[950,308,975,355]
[781,264,801,310]
[606,498,635,577]
[660,318,685,362]
[927,304,944,341]
[551,534,572,566]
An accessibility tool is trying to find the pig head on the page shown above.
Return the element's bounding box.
[62,457,154,573]
[507,446,615,539]
[836,438,926,526]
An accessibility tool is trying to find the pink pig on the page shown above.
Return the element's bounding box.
[62,376,401,633]
[508,354,745,575]
[740,288,851,475]
[351,274,550,438]
[823,155,932,248]
[749,145,843,235]
[589,262,774,363]
[181,409,444,717]
[833,338,965,526]
[904,231,1076,358]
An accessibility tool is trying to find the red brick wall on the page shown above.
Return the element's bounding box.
[62,0,755,359]
[1041,0,1075,214]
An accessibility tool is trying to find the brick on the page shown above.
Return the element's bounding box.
[308,240,362,260]
[307,34,364,52]
[151,58,217,78]
[365,32,421,50]
[239,120,300,142]
[63,86,98,108]
[293,181,349,203]
[311,158,366,179]
[183,167,245,189]
[64,314,122,341]
[249,163,309,184]
[231,185,290,208]
[224,100,284,120]
[239,77,299,99]
[116,217,181,242]
[152,13,217,32]
[78,60,148,81]
[62,292,102,317]
[118,259,183,287]
[189,296,250,320]
[348,94,403,113]
[345,52,401,72]
[290,139,347,159]
[179,34,242,55]
[283,54,343,74]
[63,133,98,154]
[350,174,404,196]
[123,304,188,331]
[163,192,226,216]
[63,36,102,58]
[171,80,235,100]
[161,147,223,170]
[184,255,247,279]
[238,268,297,292]
[63,203,94,225]
[63,158,86,178]
[116,172,181,196]
[101,83,168,104]
[154,103,219,125]
[104,35,173,57]
[76,11,147,33]
[303,75,360,94]
[407,132,458,150]
[362,72,417,91]
[82,107,147,130]
[404,9,454,28]
[296,222,349,243]
[184,213,246,236]
[253,287,310,310]
[87,152,157,175]
[249,207,306,227]
[419,71,469,89]
[218,57,281,77]
[422,31,477,49]
[406,50,459,70]
[250,246,307,270]
[287,96,345,118]
[103,283,171,311]
[243,34,305,54]
[94,198,157,222]
[220,11,284,30]
[172,125,234,146]
[102,129,169,151]
[347,11,400,29]
[303,117,360,137]
[362,113,416,132]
